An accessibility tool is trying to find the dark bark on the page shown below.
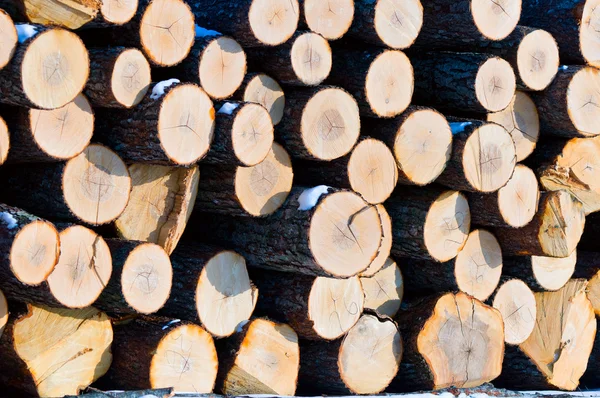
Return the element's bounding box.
[292,156,352,188]
[467,191,510,227]
[581,334,600,389]
[214,318,254,392]
[297,339,346,394]
[194,164,245,216]
[0,1,26,22]
[502,256,548,291]
[399,257,458,297]
[494,345,558,390]
[85,47,137,108]
[572,251,600,279]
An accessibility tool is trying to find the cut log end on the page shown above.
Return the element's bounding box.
[291,32,332,86]
[47,226,112,308]
[366,50,413,117]
[487,91,539,162]
[471,0,521,40]
[497,164,539,228]
[538,190,585,257]
[111,48,151,108]
[360,204,392,276]
[303,0,354,40]
[150,324,218,392]
[588,270,600,316]
[360,258,404,317]
[394,108,452,185]
[101,0,138,24]
[454,229,502,301]
[581,0,600,69]
[157,84,214,165]
[302,87,360,160]
[516,29,559,91]
[493,279,536,345]
[248,0,300,46]
[200,37,247,100]
[531,251,576,291]
[417,292,504,389]
[23,0,101,29]
[567,66,600,136]
[10,220,60,286]
[63,144,131,225]
[474,57,516,112]
[0,9,17,69]
[22,28,89,109]
[140,0,195,66]
[0,115,8,165]
[235,142,293,216]
[374,0,423,49]
[231,102,274,166]
[0,289,7,337]
[243,73,284,125]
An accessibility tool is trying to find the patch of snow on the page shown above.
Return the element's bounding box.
[15,24,38,44]
[161,319,181,330]
[560,65,569,71]
[150,79,180,100]
[218,102,239,115]
[298,185,330,211]
[235,319,249,332]
[195,24,221,38]
[449,122,472,135]
[0,212,17,229]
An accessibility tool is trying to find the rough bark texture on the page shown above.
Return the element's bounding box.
[167,36,220,85]
[399,258,458,297]
[346,0,398,47]
[297,339,346,394]
[494,345,557,390]
[85,47,137,108]
[467,191,510,227]
[0,1,26,21]
[194,164,245,216]
[502,257,548,291]
[292,156,351,189]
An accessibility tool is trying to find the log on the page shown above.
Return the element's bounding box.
[188,0,300,47]
[495,279,596,390]
[494,190,585,257]
[301,0,354,40]
[298,314,402,395]
[326,48,413,118]
[250,270,364,340]
[191,187,384,277]
[196,142,293,217]
[347,0,423,49]
[98,317,218,393]
[387,187,471,262]
[0,26,89,109]
[115,164,199,255]
[491,279,536,345]
[0,9,17,69]
[293,137,398,204]
[0,115,9,165]
[2,94,94,163]
[360,204,392,276]
[502,252,577,291]
[231,72,285,125]
[216,318,299,395]
[0,144,131,225]
[359,257,404,317]
[435,120,516,193]
[277,86,360,161]
[94,81,215,166]
[391,292,504,391]
[412,52,516,113]
[467,164,540,228]
[0,303,113,397]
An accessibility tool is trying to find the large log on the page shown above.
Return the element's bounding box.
[231,72,284,125]
[0,9,17,69]
[300,0,354,40]
[503,252,577,291]
[491,279,536,345]
[360,258,404,317]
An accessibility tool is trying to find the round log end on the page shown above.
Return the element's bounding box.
[366,50,413,117]
[360,258,404,317]
[423,190,471,262]
[10,220,60,286]
[291,32,332,86]
[47,226,112,308]
[517,29,559,91]
[101,0,138,25]
[581,0,600,69]
[492,279,536,345]
[22,28,90,109]
[417,292,504,389]
[111,48,151,108]
[303,0,354,40]
[474,57,516,112]
[140,0,195,66]
[538,191,585,258]
[497,164,539,228]
[0,10,17,69]
[231,102,274,166]
[0,115,9,165]
[374,0,423,49]
[471,0,520,40]
[588,270,600,316]
[531,251,576,291]
[200,37,247,100]
[249,0,300,46]
[0,289,7,338]
[487,91,539,162]
[301,87,360,160]
[243,73,285,125]
[567,66,600,136]
[360,204,392,276]
[63,144,131,225]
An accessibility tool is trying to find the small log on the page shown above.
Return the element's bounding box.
[360,258,404,317]
[298,314,402,395]
[412,52,516,113]
[360,204,392,276]
[196,142,293,217]
[494,190,585,257]
[300,0,354,40]
[0,9,17,69]
[231,72,284,125]
[503,253,577,291]
[216,318,300,395]
[0,25,89,109]
[115,164,199,255]
[0,115,9,165]
[492,279,536,345]
[387,187,471,262]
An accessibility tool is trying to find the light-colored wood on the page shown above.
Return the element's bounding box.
[115,164,199,255]
[303,0,354,40]
[531,252,577,291]
[111,48,151,107]
[497,164,539,227]
[0,10,16,69]
[487,91,539,162]
[23,0,101,28]
[360,204,392,276]
[581,0,600,69]
[242,73,284,125]
[516,29,559,91]
[228,102,273,166]
[588,271,600,316]
[374,0,423,49]
[474,57,517,112]
[360,258,403,317]
[365,50,413,117]
[199,37,247,100]
[290,32,331,86]
[101,0,138,24]
[492,279,536,345]
[471,0,521,40]
[248,0,299,46]
[0,115,8,165]
[567,66,600,136]
[0,289,6,337]
[47,225,112,308]
[10,220,60,285]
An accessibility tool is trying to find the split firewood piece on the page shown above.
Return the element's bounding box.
[492,279,536,345]
[277,86,360,161]
[294,138,398,204]
[193,187,384,277]
[495,279,596,390]
[0,25,89,109]
[391,292,504,391]
[468,164,540,228]
[196,142,293,217]
[115,164,199,255]
[503,252,577,291]
[247,31,332,86]
[360,204,392,276]
[0,304,112,397]
[161,245,257,338]
[189,0,299,47]
[436,120,516,193]
[387,187,470,262]
[0,9,17,69]
[203,101,274,167]
[327,48,413,118]
[251,270,364,340]
[299,314,402,395]
[412,53,516,113]
[85,47,151,108]
[100,317,218,393]
[0,289,6,337]
[360,258,404,317]
[494,190,585,257]
[95,81,214,166]
[0,115,9,165]
[217,318,300,395]
[487,91,539,162]
[301,0,354,40]
[3,94,94,163]
[348,0,423,49]
[232,72,285,125]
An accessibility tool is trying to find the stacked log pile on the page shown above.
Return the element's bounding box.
[1,0,600,396]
